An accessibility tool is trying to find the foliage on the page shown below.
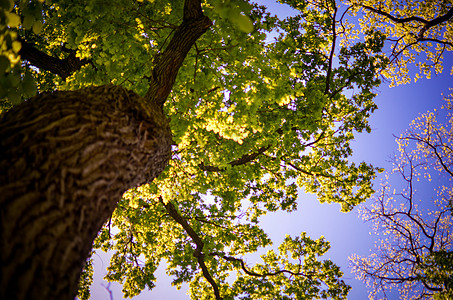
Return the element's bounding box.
[422,250,453,300]
[0,0,391,299]
[346,0,453,86]
[90,0,386,297]
[77,256,94,300]
[0,0,42,105]
[350,98,453,299]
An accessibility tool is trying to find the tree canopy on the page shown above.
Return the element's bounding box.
[78,1,384,298]
[1,0,452,299]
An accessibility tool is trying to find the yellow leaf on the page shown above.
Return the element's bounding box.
[5,12,21,28]
[32,22,44,35]
[12,40,21,53]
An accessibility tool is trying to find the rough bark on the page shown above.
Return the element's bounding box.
[0,85,172,299]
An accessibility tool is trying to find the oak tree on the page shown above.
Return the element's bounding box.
[1,0,387,299]
[350,99,453,299]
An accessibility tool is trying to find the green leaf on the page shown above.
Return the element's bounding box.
[12,40,21,53]
[0,56,9,74]
[233,13,254,33]
[5,12,21,27]
[22,72,37,97]
[32,21,43,34]
[0,0,13,11]
[9,72,20,86]
[7,89,21,104]
[23,14,35,30]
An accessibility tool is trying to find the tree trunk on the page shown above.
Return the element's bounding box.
[0,84,172,300]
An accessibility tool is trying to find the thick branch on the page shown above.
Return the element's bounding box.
[18,37,89,80]
[362,5,428,24]
[145,0,212,107]
[183,0,204,22]
[362,5,453,39]
[161,198,221,300]
[422,7,453,37]
[161,198,204,247]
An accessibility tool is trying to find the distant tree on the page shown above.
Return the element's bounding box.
[350,98,453,299]
[0,0,388,299]
[347,0,453,86]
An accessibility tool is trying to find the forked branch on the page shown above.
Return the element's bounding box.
[362,5,453,39]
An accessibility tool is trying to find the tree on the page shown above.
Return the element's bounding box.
[0,0,388,299]
[350,98,453,299]
[346,0,453,86]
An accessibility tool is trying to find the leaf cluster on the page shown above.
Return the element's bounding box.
[0,0,43,106]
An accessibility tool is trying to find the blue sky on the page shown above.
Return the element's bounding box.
[87,1,453,299]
